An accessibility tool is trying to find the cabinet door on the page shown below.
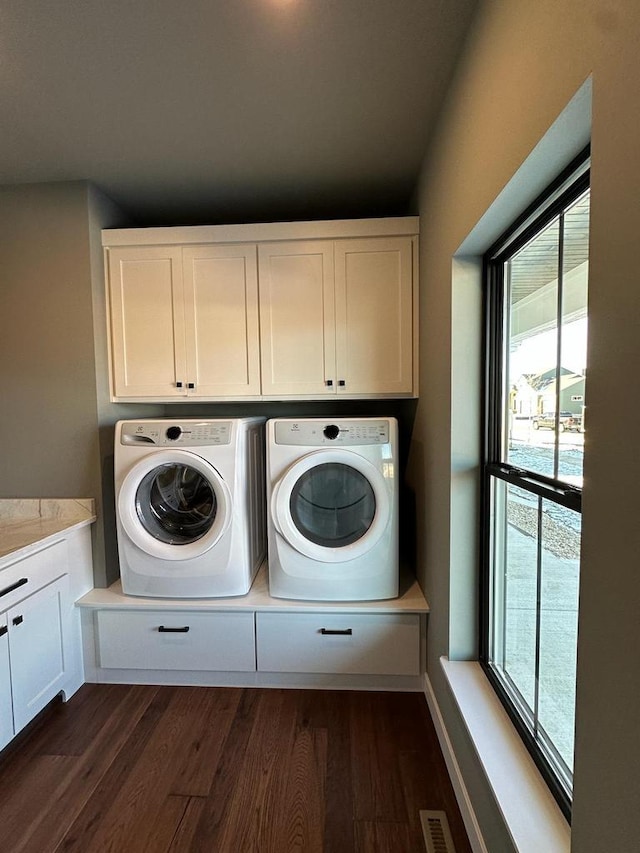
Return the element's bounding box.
[108,246,187,398]
[334,237,414,395]
[8,576,68,733]
[258,241,336,396]
[183,245,261,396]
[0,615,13,750]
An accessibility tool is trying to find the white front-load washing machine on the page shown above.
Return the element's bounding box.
[266,417,398,601]
[115,418,266,597]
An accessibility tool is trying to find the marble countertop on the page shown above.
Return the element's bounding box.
[0,499,96,565]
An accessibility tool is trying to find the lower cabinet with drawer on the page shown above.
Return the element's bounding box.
[256,612,421,676]
[96,610,257,672]
[0,540,72,750]
[78,570,429,689]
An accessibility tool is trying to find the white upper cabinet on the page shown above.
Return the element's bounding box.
[182,245,260,397]
[258,241,336,396]
[259,237,414,397]
[335,237,414,396]
[108,246,186,398]
[103,218,418,401]
[107,244,260,399]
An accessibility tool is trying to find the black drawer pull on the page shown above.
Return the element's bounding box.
[338,379,346,387]
[158,625,190,633]
[319,628,353,636]
[12,615,23,626]
[0,626,7,637]
[0,577,28,599]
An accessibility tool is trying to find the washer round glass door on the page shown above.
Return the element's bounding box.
[272,450,391,563]
[118,450,232,561]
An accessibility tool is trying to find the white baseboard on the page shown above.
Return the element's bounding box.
[423,672,488,853]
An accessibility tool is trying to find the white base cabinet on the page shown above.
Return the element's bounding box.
[96,610,256,672]
[78,569,429,690]
[0,614,13,751]
[256,612,420,676]
[0,527,94,751]
[8,575,69,733]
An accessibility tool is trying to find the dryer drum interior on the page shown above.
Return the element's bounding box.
[289,462,376,547]
[135,462,217,545]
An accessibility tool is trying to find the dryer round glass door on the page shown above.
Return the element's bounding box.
[118,450,232,561]
[272,449,392,563]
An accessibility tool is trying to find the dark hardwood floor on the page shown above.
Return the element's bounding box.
[0,685,472,852]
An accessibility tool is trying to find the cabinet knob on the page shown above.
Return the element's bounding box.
[326,379,333,387]
[0,625,7,637]
[12,615,23,626]
[187,382,195,389]
[176,381,183,388]
[338,379,346,387]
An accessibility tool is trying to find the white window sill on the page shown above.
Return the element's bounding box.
[440,657,570,853]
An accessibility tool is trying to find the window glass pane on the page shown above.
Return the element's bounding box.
[558,190,589,484]
[538,499,580,778]
[490,479,538,714]
[505,219,559,478]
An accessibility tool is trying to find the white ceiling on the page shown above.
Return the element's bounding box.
[1,0,478,226]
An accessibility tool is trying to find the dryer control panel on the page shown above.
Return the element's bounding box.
[274,419,392,446]
[120,421,232,446]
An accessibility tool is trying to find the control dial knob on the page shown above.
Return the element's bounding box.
[166,426,182,441]
[323,424,340,440]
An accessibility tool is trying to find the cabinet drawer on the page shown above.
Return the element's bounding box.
[256,612,420,676]
[0,540,68,614]
[96,610,256,672]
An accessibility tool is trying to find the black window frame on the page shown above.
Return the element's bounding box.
[480,146,590,821]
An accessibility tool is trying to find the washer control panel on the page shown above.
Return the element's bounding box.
[274,419,391,446]
[120,421,232,446]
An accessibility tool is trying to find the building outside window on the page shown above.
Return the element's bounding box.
[481,151,590,819]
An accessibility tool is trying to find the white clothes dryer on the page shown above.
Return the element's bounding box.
[115,418,265,598]
[266,417,398,601]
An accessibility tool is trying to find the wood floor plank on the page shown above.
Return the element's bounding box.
[59,687,237,852]
[0,684,161,853]
[187,687,263,851]
[296,689,355,852]
[263,722,327,853]
[215,689,300,852]
[0,685,473,853]
[166,796,208,853]
[349,692,408,823]
[354,820,415,853]
[167,686,242,797]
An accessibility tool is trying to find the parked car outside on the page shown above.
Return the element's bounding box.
[532,411,582,432]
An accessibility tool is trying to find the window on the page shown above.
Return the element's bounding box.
[481,150,590,819]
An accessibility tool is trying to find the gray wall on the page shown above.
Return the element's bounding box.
[0,183,98,500]
[0,181,156,587]
[410,1,640,850]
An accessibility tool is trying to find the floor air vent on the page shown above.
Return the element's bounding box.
[419,810,457,853]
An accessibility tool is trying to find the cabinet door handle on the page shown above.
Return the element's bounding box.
[338,379,346,387]
[187,382,195,389]
[319,627,352,636]
[325,379,333,387]
[12,615,23,627]
[176,381,183,388]
[158,625,190,633]
[0,626,7,637]
[0,577,28,598]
